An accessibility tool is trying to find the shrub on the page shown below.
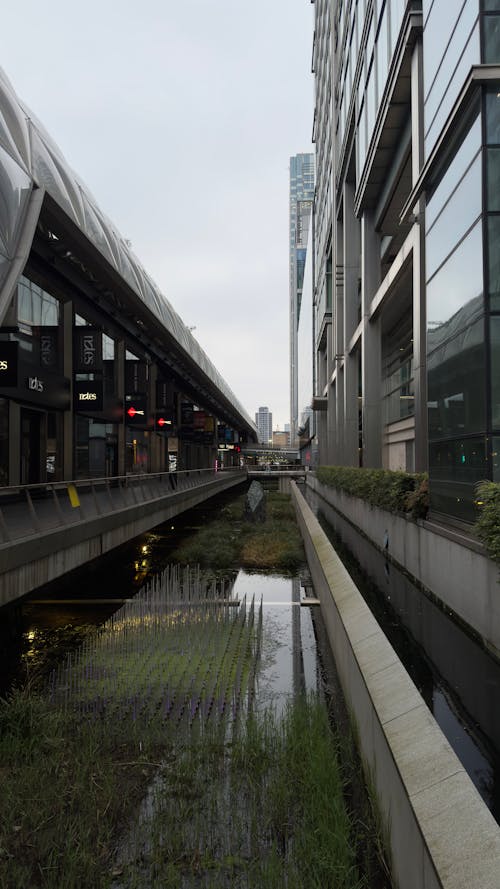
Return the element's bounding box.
[315,466,429,519]
[474,481,500,565]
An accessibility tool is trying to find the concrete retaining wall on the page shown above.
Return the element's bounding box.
[306,474,500,659]
[291,480,500,889]
[0,474,244,607]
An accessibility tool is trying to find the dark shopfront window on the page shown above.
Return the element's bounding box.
[0,398,8,486]
[126,429,149,474]
[10,276,61,371]
[75,417,118,479]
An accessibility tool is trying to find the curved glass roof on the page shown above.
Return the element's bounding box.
[0,67,257,436]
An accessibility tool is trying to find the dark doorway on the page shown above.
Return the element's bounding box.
[20,409,44,484]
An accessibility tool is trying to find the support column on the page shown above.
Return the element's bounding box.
[116,340,125,476]
[411,39,428,472]
[343,182,361,466]
[361,210,382,467]
[63,301,73,480]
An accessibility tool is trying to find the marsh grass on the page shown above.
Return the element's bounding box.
[171,490,305,572]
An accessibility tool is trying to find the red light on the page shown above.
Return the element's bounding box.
[158,417,166,427]
[127,406,136,417]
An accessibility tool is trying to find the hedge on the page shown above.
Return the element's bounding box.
[474,481,500,565]
[315,466,429,519]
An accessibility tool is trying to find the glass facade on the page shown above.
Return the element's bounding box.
[426,111,485,521]
[423,1,480,157]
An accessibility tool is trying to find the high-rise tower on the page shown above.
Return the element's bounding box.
[289,153,314,447]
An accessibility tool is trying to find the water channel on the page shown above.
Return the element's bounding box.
[305,484,500,824]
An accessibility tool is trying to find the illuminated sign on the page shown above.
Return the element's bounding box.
[125,393,148,426]
[74,379,103,411]
[0,342,18,386]
[27,376,44,393]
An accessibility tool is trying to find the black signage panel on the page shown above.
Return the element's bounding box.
[74,328,102,373]
[125,393,148,426]
[0,341,18,386]
[74,379,103,412]
[33,326,59,370]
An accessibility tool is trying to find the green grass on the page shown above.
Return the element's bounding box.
[171,490,306,572]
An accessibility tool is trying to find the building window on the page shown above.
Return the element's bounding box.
[0,398,8,486]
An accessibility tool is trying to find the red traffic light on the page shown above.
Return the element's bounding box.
[157,417,172,428]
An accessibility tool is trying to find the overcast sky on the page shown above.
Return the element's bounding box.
[1,0,314,429]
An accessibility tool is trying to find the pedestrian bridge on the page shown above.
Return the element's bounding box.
[0,469,247,608]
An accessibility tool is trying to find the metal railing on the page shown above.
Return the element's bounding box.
[0,467,246,545]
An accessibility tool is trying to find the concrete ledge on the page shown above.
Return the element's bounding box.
[291,480,500,889]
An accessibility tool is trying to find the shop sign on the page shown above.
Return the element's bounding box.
[74,379,103,412]
[74,328,102,372]
[26,375,44,393]
[34,326,58,369]
[0,341,18,386]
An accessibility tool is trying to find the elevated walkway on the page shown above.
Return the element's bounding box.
[0,469,247,607]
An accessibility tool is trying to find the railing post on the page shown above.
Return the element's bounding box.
[25,489,41,532]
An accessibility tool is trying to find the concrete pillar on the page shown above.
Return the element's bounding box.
[411,40,428,472]
[63,300,73,480]
[343,182,361,466]
[116,340,125,476]
[361,210,382,467]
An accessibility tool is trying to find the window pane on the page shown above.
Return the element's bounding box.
[483,14,500,62]
[485,87,500,144]
[426,114,481,228]
[488,215,500,309]
[429,436,487,522]
[490,316,500,429]
[423,0,477,100]
[492,436,500,482]
[426,153,481,279]
[427,220,483,328]
[487,148,500,211]
[425,25,480,155]
[428,315,485,437]
[425,4,479,127]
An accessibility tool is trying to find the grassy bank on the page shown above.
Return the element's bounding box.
[0,686,377,889]
[169,489,306,572]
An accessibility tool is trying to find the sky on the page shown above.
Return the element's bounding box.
[1,0,314,430]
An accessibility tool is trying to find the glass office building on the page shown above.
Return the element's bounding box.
[289,153,315,446]
[311,0,500,523]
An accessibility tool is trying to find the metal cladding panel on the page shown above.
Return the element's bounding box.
[0,66,257,436]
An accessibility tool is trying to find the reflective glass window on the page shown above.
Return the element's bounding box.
[427,220,483,327]
[484,0,500,11]
[486,148,500,211]
[425,25,480,155]
[428,315,485,437]
[426,153,481,279]
[425,5,479,127]
[488,215,500,308]
[483,14,500,61]
[426,114,480,229]
[485,88,500,143]
[366,61,376,145]
[423,0,475,101]
[428,436,487,522]
[490,316,500,429]
[376,3,389,106]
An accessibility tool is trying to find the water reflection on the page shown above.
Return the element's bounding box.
[305,485,500,822]
[233,571,320,713]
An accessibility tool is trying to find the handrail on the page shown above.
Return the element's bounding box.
[0,467,247,545]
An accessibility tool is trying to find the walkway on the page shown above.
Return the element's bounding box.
[0,469,246,607]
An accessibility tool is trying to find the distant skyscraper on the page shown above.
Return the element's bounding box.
[255,406,273,444]
[289,153,314,447]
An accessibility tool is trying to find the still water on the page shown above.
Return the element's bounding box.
[305,484,500,824]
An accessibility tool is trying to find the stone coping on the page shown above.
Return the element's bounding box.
[291,481,500,889]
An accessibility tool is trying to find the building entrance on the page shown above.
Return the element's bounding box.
[20,408,45,485]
